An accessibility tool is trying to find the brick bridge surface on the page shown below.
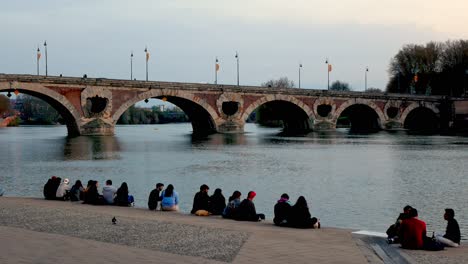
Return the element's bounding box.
[0,74,465,136]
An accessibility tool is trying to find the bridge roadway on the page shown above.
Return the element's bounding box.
[0,74,464,136]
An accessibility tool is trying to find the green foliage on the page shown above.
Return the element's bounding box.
[7,116,20,127]
[387,40,468,96]
[16,95,61,125]
[330,81,351,91]
[117,105,189,125]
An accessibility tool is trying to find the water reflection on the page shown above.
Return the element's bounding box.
[63,136,121,160]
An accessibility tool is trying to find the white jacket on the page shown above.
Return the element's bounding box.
[56,178,71,198]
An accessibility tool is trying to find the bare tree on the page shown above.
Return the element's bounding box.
[261,77,294,88]
[330,81,351,91]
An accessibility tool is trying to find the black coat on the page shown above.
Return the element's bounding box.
[115,188,130,206]
[274,201,292,226]
[191,191,210,214]
[148,189,161,210]
[444,219,460,244]
[235,199,259,221]
[289,205,313,228]
[209,194,226,215]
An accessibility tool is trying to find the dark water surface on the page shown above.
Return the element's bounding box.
[0,124,466,238]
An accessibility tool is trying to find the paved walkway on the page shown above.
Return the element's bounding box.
[1,198,466,263]
[0,197,367,263]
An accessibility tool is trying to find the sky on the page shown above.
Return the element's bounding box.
[1,0,467,91]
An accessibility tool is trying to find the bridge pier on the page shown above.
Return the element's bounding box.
[78,118,115,136]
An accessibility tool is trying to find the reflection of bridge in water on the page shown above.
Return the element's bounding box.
[1,74,467,136]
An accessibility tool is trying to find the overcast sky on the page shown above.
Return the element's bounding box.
[1,0,467,91]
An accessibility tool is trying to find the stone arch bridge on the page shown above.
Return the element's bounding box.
[0,74,463,136]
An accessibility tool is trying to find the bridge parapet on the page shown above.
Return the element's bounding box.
[0,74,464,136]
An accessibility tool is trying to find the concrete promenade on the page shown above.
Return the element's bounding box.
[0,198,465,263]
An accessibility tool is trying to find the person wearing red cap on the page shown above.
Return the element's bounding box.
[235,191,265,221]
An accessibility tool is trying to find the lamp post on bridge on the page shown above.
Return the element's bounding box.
[130,51,133,80]
[235,51,239,86]
[43,41,48,76]
[298,63,302,88]
[325,58,331,90]
[365,66,369,91]
[144,47,150,81]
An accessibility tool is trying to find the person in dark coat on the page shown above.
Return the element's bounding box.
[148,183,164,210]
[387,205,413,242]
[235,191,265,222]
[115,182,131,206]
[289,196,319,228]
[191,184,210,214]
[274,193,292,226]
[69,180,84,201]
[44,176,62,200]
[83,181,104,205]
[435,208,461,247]
[209,188,226,215]
[223,191,242,219]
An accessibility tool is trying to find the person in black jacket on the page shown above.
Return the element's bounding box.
[191,184,210,214]
[435,208,461,247]
[209,188,226,215]
[43,176,61,200]
[289,196,319,229]
[274,193,292,226]
[148,183,164,210]
[83,181,104,205]
[235,191,265,222]
[115,182,131,206]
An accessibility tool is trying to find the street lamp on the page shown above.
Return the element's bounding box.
[215,57,219,85]
[365,66,369,91]
[43,41,48,76]
[144,47,149,81]
[235,52,239,86]
[325,58,330,90]
[299,63,302,88]
[130,51,133,80]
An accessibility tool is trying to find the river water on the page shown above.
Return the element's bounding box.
[0,124,466,238]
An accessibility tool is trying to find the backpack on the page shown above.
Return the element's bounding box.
[423,236,445,251]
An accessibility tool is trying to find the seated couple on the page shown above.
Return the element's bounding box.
[273,194,320,229]
[387,206,460,250]
[222,191,265,221]
[190,185,227,216]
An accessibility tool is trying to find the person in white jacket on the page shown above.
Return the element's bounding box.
[102,179,117,205]
[56,178,71,200]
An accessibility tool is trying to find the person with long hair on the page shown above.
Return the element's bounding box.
[69,180,84,201]
[223,190,241,219]
[209,188,226,215]
[289,196,319,229]
[83,181,104,205]
[115,182,131,206]
[160,184,179,211]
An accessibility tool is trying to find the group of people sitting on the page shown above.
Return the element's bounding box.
[147,183,319,228]
[43,176,134,206]
[386,205,461,250]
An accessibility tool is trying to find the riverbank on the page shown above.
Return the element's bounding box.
[0,197,466,263]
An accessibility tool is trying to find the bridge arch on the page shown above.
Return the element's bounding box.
[401,103,439,131]
[240,94,314,133]
[333,99,385,131]
[112,89,219,135]
[0,82,81,136]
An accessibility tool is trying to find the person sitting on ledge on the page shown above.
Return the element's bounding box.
[288,196,320,229]
[435,208,460,247]
[399,208,426,250]
[235,191,265,222]
[43,176,61,200]
[56,178,71,201]
[274,193,292,226]
[115,182,133,206]
[387,205,413,243]
[191,184,210,214]
[83,181,105,205]
[160,184,179,211]
[223,191,242,219]
[69,180,84,201]
[148,183,164,210]
[209,188,226,215]
[102,179,117,205]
